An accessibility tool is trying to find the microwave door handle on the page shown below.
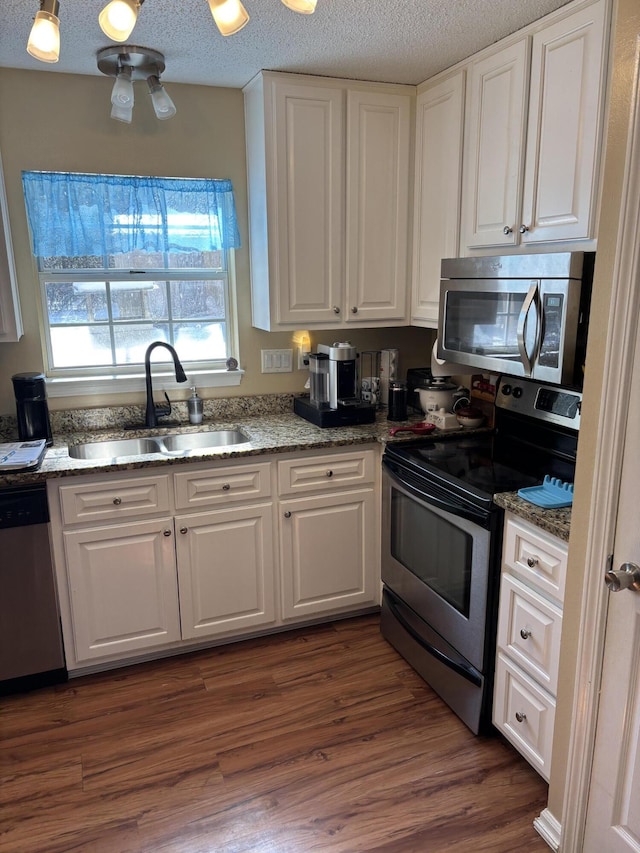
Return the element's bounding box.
[516,282,540,377]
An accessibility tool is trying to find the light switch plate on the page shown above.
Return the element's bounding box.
[261,349,293,373]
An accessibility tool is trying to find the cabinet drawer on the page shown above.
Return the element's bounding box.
[497,572,562,694]
[278,449,375,495]
[174,462,271,510]
[503,515,568,602]
[59,474,171,525]
[493,651,555,781]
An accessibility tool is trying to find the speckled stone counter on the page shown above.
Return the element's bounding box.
[0,394,471,487]
[493,491,571,541]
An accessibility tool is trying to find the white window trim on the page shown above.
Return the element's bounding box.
[38,252,242,398]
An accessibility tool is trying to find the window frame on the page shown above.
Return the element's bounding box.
[37,251,242,399]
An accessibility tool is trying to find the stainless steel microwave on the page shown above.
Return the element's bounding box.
[437,252,594,387]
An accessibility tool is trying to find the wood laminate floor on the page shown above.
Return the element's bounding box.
[0,615,550,853]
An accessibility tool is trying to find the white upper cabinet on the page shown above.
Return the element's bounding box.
[244,72,412,331]
[520,1,607,244]
[0,149,22,342]
[411,70,466,327]
[462,40,530,250]
[461,0,608,251]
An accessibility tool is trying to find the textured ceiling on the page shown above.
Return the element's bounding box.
[1,0,574,89]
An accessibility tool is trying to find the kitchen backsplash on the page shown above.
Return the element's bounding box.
[0,393,298,441]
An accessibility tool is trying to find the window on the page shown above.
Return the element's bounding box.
[22,172,242,391]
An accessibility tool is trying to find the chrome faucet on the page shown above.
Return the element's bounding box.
[144,342,188,428]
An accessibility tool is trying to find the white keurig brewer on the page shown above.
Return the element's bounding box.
[294,342,377,428]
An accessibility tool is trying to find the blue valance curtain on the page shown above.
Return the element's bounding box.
[21,171,241,258]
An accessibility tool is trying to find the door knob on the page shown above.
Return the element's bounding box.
[503,225,513,235]
[605,562,640,592]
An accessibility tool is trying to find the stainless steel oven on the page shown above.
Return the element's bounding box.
[381,376,581,734]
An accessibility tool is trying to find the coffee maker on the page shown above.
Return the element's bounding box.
[12,372,53,446]
[294,342,376,428]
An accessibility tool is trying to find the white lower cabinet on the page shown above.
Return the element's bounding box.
[280,489,376,619]
[175,503,275,640]
[493,512,568,781]
[49,446,379,672]
[63,517,181,662]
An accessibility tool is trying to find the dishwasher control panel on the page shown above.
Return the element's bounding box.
[0,485,49,528]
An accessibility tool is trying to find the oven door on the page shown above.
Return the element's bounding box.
[381,463,497,672]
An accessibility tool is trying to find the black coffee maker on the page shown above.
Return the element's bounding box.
[12,373,53,446]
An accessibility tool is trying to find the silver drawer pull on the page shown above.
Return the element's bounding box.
[326,470,333,478]
[515,712,527,723]
[503,225,513,235]
[163,529,172,537]
[180,527,188,534]
[526,556,539,568]
[284,511,291,518]
[333,306,341,314]
[222,483,231,491]
[520,628,531,640]
[113,497,122,505]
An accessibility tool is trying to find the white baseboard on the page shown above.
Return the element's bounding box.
[534,808,561,850]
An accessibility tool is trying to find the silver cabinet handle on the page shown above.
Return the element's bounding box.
[333,306,341,314]
[520,628,531,640]
[527,556,539,568]
[605,561,640,592]
[283,511,291,518]
[163,529,172,537]
[503,225,513,235]
[222,483,231,491]
[351,306,358,314]
[326,470,333,478]
[180,527,188,534]
[515,712,527,723]
[113,497,122,505]
[519,224,530,234]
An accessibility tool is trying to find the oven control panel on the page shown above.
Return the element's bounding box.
[496,377,581,430]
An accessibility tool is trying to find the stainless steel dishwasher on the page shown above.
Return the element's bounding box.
[0,483,66,694]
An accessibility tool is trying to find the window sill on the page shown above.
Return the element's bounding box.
[46,368,245,398]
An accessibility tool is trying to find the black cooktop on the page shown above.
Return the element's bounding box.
[384,425,577,508]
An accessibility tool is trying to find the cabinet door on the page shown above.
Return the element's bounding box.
[176,504,276,640]
[280,488,377,620]
[272,81,344,325]
[63,518,180,664]
[520,1,607,243]
[462,39,529,249]
[345,90,410,323]
[411,72,465,327]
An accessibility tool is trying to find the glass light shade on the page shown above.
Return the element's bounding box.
[281,0,317,12]
[27,10,60,63]
[111,102,133,123]
[207,0,249,36]
[111,69,134,107]
[99,0,139,42]
[147,78,177,120]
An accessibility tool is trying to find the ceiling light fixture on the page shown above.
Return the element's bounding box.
[99,0,144,42]
[27,0,61,63]
[97,45,176,123]
[281,0,317,13]
[207,0,250,36]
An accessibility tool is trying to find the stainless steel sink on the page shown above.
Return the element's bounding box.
[159,430,249,452]
[68,429,250,460]
[68,437,162,460]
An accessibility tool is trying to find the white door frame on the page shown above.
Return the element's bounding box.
[560,33,640,853]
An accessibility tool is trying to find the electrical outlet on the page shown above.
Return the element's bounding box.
[261,349,293,373]
[297,347,310,370]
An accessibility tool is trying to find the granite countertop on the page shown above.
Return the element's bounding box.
[493,491,571,542]
[0,394,570,540]
[0,409,448,487]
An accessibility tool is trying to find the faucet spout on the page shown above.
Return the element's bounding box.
[144,341,188,428]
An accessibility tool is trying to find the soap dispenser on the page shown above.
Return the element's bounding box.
[187,387,203,425]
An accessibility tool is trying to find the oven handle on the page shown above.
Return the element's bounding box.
[383,458,491,528]
[385,590,482,687]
